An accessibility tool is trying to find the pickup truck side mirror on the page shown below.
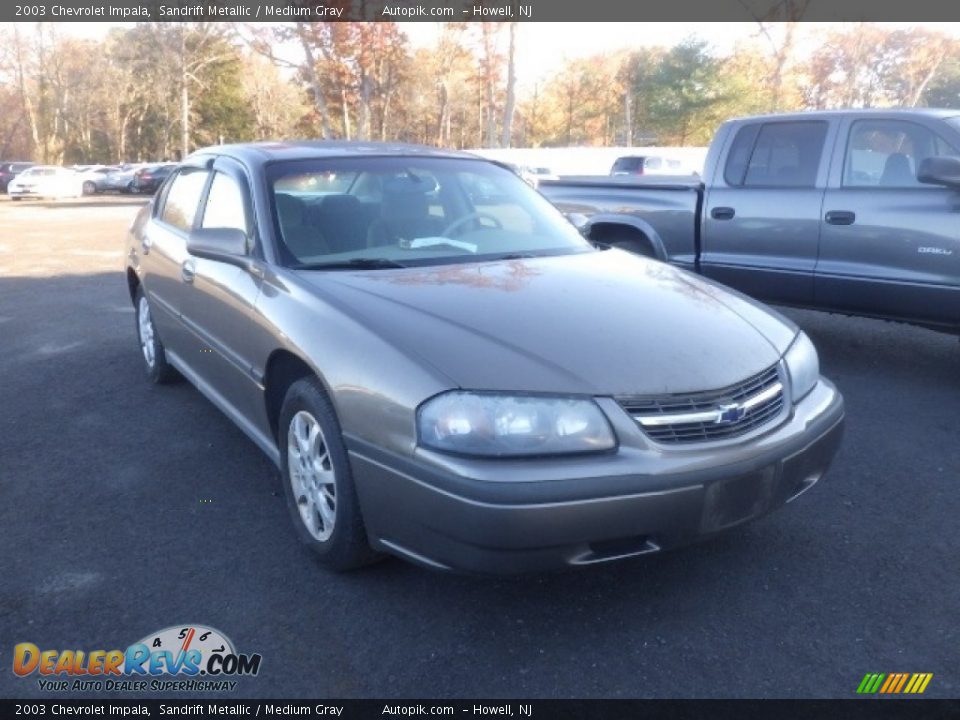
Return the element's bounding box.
[917,155,960,189]
[187,227,248,265]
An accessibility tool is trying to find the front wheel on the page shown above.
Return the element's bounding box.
[82,181,97,195]
[134,285,177,384]
[279,377,379,571]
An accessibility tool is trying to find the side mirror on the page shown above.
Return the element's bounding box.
[917,155,960,189]
[187,227,248,265]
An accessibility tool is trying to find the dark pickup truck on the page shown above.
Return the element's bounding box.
[539,109,960,335]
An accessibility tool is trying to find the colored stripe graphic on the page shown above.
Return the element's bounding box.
[857,673,885,693]
[857,672,933,694]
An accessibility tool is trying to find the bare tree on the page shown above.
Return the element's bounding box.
[740,0,812,110]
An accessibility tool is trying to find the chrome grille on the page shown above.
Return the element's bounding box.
[618,365,785,444]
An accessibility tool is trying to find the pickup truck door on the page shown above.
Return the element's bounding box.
[700,120,834,306]
[817,116,960,328]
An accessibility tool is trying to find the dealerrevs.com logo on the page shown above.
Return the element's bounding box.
[12,624,262,692]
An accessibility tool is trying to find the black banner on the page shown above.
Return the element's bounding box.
[8,0,960,23]
[2,699,960,719]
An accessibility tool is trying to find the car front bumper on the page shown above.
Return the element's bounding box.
[348,379,844,574]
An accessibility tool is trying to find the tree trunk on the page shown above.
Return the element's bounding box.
[180,81,190,159]
[436,81,449,146]
[624,91,633,146]
[341,86,351,140]
[180,28,190,159]
[501,22,517,148]
[296,23,333,139]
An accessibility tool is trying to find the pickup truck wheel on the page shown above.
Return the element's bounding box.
[279,377,380,571]
[134,286,177,384]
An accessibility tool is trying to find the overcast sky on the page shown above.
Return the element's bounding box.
[57,21,960,91]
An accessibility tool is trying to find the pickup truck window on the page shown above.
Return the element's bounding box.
[739,122,827,188]
[843,119,959,188]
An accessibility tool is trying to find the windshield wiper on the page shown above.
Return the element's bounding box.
[493,252,538,260]
[296,258,407,270]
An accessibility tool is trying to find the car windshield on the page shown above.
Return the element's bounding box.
[267,157,592,268]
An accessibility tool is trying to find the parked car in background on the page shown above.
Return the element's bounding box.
[131,163,176,194]
[77,165,121,195]
[541,109,960,336]
[100,165,142,194]
[0,162,35,192]
[610,155,685,176]
[7,166,83,200]
[125,141,844,574]
[526,166,559,183]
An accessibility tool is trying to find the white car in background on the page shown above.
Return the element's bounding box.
[7,166,83,200]
[76,165,121,195]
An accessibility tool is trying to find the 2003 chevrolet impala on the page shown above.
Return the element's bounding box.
[125,142,844,573]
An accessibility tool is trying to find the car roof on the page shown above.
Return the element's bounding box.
[730,108,960,124]
[187,140,483,169]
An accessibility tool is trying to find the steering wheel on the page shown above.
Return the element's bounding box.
[442,212,503,237]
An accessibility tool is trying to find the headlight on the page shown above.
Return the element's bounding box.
[784,332,819,402]
[417,392,616,457]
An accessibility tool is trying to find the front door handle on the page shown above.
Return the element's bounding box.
[710,206,735,220]
[181,260,196,284]
[825,210,856,226]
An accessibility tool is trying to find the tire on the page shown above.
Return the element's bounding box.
[279,377,379,571]
[11,197,21,201]
[82,181,97,196]
[134,285,178,384]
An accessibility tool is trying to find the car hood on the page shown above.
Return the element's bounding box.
[297,250,798,396]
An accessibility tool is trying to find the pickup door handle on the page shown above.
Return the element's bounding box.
[710,206,735,220]
[181,260,196,284]
[825,210,856,226]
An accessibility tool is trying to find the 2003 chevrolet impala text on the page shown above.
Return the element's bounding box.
[125,142,845,573]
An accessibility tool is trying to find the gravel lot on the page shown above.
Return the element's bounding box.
[0,195,957,699]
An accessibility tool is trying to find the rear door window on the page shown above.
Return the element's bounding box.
[725,122,827,187]
[158,168,210,233]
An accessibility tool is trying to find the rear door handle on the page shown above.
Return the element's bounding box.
[181,260,196,284]
[825,210,856,226]
[710,206,735,220]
